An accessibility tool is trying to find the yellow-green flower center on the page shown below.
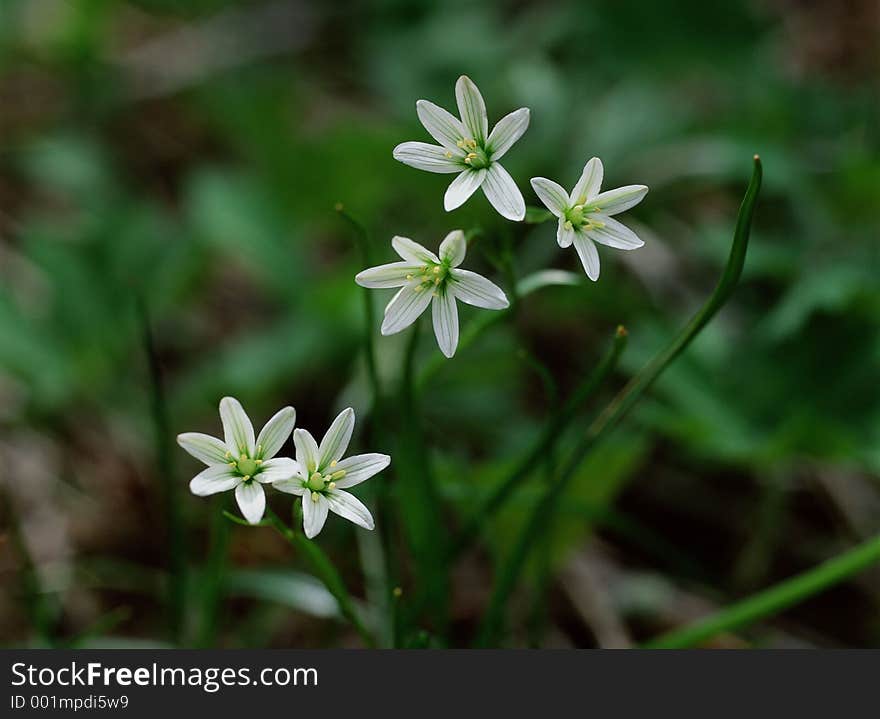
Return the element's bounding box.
[563,204,604,231]
[444,137,490,170]
[227,450,263,480]
[303,464,348,496]
[405,262,452,297]
[237,457,258,477]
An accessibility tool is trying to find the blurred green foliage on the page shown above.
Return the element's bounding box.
[1,0,878,647]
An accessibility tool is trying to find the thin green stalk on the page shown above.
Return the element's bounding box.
[357,519,394,648]
[337,204,381,402]
[137,296,186,644]
[337,204,398,646]
[643,531,880,648]
[568,156,762,457]
[197,497,231,647]
[396,319,450,630]
[477,156,762,646]
[265,507,375,647]
[451,325,628,559]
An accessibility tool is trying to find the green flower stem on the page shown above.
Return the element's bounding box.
[643,531,880,648]
[477,156,762,646]
[451,325,628,560]
[137,296,186,645]
[265,507,375,647]
[337,204,381,403]
[337,205,402,645]
[397,319,450,629]
[565,156,762,469]
[197,498,231,648]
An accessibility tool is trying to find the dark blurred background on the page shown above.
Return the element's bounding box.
[1,0,878,648]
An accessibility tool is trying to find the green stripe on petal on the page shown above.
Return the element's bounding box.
[416,99,470,150]
[381,284,433,335]
[177,432,228,466]
[256,406,296,459]
[450,269,510,310]
[293,429,320,474]
[487,107,530,161]
[332,453,391,489]
[393,141,463,173]
[326,490,374,530]
[318,407,355,469]
[439,229,467,267]
[482,163,525,221]
[391,236,440,264]
[591,184,648,216]
[455,75,488,143]
[432,290,459,358]
[190,465,240,496]
[444,169,486,211]
[219,397,256,456]
[570,157,604,205]
[530,176,570,217]
[356,261,422,288]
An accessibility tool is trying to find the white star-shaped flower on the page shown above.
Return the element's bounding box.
[530,157,648,280]
[355,230,509,358]
[393,75,530,221]
[273,408,390,539]
[177,397,298,525]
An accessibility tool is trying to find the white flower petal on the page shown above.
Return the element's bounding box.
[177,432,228,466]
[392,141,463,173]
[591,184,648,215]
[487,107,529,160]
[416,99,470,150]
[444,169,486,211]
[257,457,300,483]
[332,453,391,489]
[391,236,439,264]
[318,407,355,469]
[272,479,306,496]
[355,261,422,288]
[439,229,467,267]
[450,269,510,309]
[587,214,645,250]
[189,464,240,496]
[255,406,296,459]
[326,490,374,531]
[303,493,329,539]
[530,177,570,217]
[219,397,256,456]
[572,235,601,281]
[381,284,433,335]
[235,481,266,525]
[482,163,525,221]
[455,75,488,142]
[570,157,604,205]
[293,428,320,474]
[557,218,575,248]
[432,291,459,358]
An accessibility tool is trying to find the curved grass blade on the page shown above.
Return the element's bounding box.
[643,531,880,648]
[477,156,763,646]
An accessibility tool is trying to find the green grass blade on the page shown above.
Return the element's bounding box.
[643,531,880,648]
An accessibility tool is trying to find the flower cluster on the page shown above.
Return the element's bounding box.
[360,75,649,357]
[179,75,648,540]
[178,398,389,538]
